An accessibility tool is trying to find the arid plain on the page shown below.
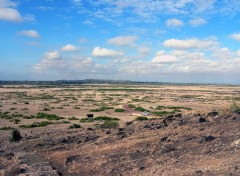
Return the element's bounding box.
[0,84,240,175]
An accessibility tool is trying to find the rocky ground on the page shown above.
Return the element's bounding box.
[0,112,240,176]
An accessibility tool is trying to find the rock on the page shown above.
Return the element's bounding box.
[207,111,218,117]
[195,170,204,175]
[125,121,133,126]
[199,117,206,123]
[161,137,168,142]
[199,135,216,143]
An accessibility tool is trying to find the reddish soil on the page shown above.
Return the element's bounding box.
[1,112,240,176]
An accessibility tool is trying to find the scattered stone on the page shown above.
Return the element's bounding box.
[207,111,219,117]
[161,137,168,142]
[199,117,206,123]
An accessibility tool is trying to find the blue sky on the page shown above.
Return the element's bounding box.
[1,0,240,83]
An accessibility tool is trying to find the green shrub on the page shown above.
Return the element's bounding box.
[230,102,240,113]
[69,124,81,129]
[128,104,135,108]
[80,118,94,123]
[153,111,175,116]
[100,121,119,129]
[94,116,120,121]
[135,106,148,112]
[135,116,148,121]
[114,108,125,112]
[0,126,13,130]
[10,119,21,124]
[10,129,22,142]
[90,106,113,112]
[35,112,63,120]
[20,121,53,128]
[68,117,78,120]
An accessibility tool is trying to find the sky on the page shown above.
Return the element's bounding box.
[1,0,240,84]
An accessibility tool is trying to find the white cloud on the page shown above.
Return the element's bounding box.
[155,50,165,56]
[0,7,22,22]
[165,18,184,27]
[33,51,67,72]
[61,44,79,52]
[230,33,240,41]
[236,50,240,56]
[138,46,151,55]
[92,47,124,58]
[18,30,40,38]
[0,0,23,22]
[189,17,207,27]
[163,38,218,50]
[108,36,138,46]
[152,55,179,64]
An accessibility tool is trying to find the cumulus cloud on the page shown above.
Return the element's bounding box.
[189,17,207,27]
[108,36,138,47]
[165,18,184,27]
[33,51,67,72]
[61,44,79,52]
[18,30,40,38]
[138,46,151,55]
[0,0,23,22]
[230,33,240,41]
[92,47,124,58]
[152,55,179,64]
[163,38,218,50]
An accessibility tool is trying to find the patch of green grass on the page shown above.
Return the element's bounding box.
[19,121,53,128]
[80,118,94,123]
[9,107,17,111]
[128,104,136,108]
[155,106,192,111]
[68,117,78,120]
[135,106,148,112]
[90,106,114,112]
[99,121,119,129]
[94,116,120,121]
[135,116,148,121]
[0,126,13,130]
[10,119,21,124]
[0,112,12,119]
[35,112,64,120]
[80,116,119,123]
[153,110,180,116]
[230,101,240,113]
[69,124,81,129]
[114,108,125,112]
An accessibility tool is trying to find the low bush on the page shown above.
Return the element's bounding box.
[68,117,78,120]
[94,116,120,121]
[10,129,22,142]
[135,116,148,121]
[69,124,81,129]
[80,118,94,123]
[100,121,119,129]
[90,106,113,112]
[114,108,125,112]
[0,126,13,130]
[35,112,63,120]
[19,121,53,128]
[135,106,148,112]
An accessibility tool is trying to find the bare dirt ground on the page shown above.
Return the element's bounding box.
[0,84,240,175]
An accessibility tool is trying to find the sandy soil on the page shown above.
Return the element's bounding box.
[0,84,239,175]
